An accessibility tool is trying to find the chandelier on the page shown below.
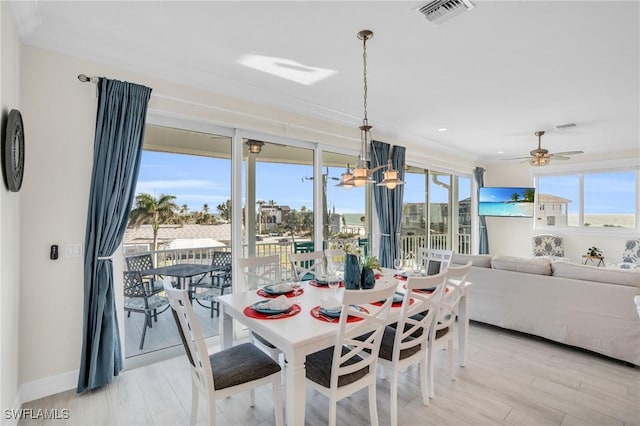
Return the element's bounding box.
[336,30,404,190]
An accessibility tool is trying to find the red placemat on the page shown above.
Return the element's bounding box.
[375,273,383,279]
[394,274,408,281]
[371,298,415,307]
[243,304,301,319]
[309,280,344,288]
[256,288,303,298]
[310,305,367,323]
[402,283,449,294]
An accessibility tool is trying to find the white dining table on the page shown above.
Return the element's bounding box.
[217,269,472,426]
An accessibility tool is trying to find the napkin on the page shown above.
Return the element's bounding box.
[266,282,293,293]
[320,296,342,312]
[259,295,293,311]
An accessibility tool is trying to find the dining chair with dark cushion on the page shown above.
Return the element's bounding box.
[164,285,283,426]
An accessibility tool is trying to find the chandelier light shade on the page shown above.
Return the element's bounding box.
[335,163,355,189]
[246,139,264,154]
[336,29,404,190]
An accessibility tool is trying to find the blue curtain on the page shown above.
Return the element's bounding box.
[371,141,405,268]
[474,167,489,254]
[78,78,152,393]
[389,146,405,266]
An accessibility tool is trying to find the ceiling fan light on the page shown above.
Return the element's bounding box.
[529,156,550,166]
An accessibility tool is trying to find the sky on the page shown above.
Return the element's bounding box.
[135,151,458,215]
[135,151,634,216]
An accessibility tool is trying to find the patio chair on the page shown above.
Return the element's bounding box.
[164,286,283,426]
[123,270,170,350]
[237,255,284,362]
[305,285,396,426]
[125,253,164,295]
[190,251,232,318]
[377,270,449,425]
[532,234,565,258]
[289,250,325,281]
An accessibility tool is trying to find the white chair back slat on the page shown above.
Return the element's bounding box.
[289,251,325,281]
[238,255,282,290]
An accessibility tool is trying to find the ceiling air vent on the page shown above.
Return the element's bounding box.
[555,123,578,131]
[417,0,475,25]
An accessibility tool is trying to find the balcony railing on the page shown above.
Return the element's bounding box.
[123,233,470,278]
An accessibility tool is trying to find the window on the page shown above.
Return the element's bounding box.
[536,169,637,229]
[400,167,472,260]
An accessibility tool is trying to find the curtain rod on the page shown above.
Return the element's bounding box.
[77,74,99,83]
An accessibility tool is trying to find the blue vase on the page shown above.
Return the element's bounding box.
[360,267,376,289]
[344,254,361,290]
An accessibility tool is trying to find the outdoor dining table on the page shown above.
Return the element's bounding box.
[217,268,472,426]
[141,263,220,290]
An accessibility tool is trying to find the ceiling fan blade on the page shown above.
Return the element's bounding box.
[501,156,531,160]
[552,150,584,156]
[552,155,571,160]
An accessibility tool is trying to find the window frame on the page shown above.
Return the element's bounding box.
[532,159,640,235]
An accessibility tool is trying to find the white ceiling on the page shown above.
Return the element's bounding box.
[9,1,640,164]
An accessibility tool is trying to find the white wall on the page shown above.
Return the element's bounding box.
[484,160,638,261]
[1,1,22,414]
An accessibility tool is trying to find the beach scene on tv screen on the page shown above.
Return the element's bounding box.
[479,187,535,217]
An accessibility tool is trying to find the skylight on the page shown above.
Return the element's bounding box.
[239,54,337,85]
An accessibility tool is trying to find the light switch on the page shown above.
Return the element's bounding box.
[65,243,83,257]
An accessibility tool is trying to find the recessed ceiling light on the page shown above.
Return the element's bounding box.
[239,54,337,86]
[497,151,504,154]
[437,128,447,132]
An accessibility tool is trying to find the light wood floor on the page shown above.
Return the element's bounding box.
[20,322,640,426]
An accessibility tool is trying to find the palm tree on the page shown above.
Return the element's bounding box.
[128,193,179,252]
[256,200,266,233]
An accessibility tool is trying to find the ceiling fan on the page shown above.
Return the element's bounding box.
[504,130,584,166]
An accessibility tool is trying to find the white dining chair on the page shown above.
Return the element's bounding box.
[426,261,472,398]
[304,284,397,426]
[634,295,640,318]
[164,286,283,426]
[289,250,325,281]
[417,248,453,275]
[237,255,284,362]
[377,270,449,425]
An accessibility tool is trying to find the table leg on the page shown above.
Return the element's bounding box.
[285,351,306,426]
[458,292,469,367]
[220,306,233,350]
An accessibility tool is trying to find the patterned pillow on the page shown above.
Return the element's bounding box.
[532,235,565,258]
[622,239,640,264]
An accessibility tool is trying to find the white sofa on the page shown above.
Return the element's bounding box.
[452,254,640,365]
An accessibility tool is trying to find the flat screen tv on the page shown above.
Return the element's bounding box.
[479,187,535,217]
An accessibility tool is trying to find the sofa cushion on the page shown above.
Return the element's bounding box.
[552,260,640,287]
[491,255,552,275]
[452,254,493,268]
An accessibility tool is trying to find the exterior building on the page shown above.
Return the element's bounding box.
[537,193,571,226]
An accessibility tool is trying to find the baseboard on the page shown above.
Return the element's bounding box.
[18,369,77,404]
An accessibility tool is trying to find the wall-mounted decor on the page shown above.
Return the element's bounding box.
[2,109,25,192]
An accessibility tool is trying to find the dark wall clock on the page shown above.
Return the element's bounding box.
[2,109,25,192]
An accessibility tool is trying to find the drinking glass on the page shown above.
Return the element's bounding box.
[291,281,303,303]
[393,258,403,275]
[327,262,339,296]
[411,258,421,275]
